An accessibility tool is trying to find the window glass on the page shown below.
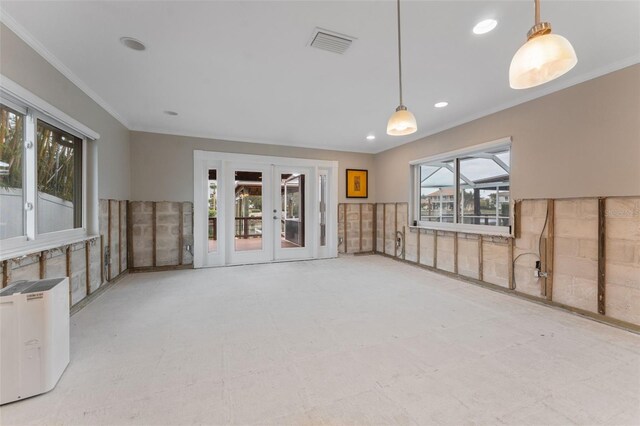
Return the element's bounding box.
[0,105,24,239]
[37,120,82,234]
[208,169,218,252]
[420,161,455,223]
[417,145,510,229]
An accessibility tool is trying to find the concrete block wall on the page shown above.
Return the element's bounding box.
[513,199,547,297]
[418,230,436,268]
[131,201,154,267]
[129,201,194,269]
[338,203,376,254]
[1,236,103,309]
[457,233,480,280]
[605,198,640,325]
[436,232,456,273]
[99,199,128,281]
[373,196,640,330]
[553,199,598,313]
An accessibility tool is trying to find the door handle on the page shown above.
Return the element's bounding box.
[273,216,278,220]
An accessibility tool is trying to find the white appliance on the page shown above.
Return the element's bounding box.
[0,277,70,405]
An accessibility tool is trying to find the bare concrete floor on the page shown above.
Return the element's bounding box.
[2,256,639,425]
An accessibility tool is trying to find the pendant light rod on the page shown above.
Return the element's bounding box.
[534,0,540,25]
[396,0,403,107]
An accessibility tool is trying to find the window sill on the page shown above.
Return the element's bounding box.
[0,231,99,262]
[409,222,512,238]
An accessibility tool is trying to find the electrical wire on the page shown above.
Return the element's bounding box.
[511,200,549,290]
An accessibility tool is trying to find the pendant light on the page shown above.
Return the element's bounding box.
[387,0,417,136]
[509,0,577,89]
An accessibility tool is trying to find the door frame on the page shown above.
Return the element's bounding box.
[193,150,338,268]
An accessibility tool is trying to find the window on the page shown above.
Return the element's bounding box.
[413,141,511,234]
[0,96,86,251]
[0,105,25,240]
[37,120,83,234]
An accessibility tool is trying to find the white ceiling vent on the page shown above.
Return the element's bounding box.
[309,28,355,54]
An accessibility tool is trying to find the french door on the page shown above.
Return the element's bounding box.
[193,151,337,268]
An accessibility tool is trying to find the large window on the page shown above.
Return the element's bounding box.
[414,141,511,234]
[37,120,83,234]
[0,99,85,248]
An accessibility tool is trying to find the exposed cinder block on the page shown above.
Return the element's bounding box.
[458,234,479,279]
[132,201,154,267]
[376,204,384,253]
[156,202,181,267]
[45,250,67,279]
[605,197,640,325]
[418,231,435,268]
[405,228,418,263]
[553,199,598,312]
[384,204,395,256]
[436,232,455,273]
[70,245,87,305]
[483,238,509,288]
[8,256,40,282]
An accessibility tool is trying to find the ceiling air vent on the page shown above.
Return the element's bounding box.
[309,28,355,54]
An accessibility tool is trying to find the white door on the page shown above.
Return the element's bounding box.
[193,151,338,268]
[273,166,314,261]
[226,162,274,265]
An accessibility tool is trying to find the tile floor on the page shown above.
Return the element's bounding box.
[2,255,639,425]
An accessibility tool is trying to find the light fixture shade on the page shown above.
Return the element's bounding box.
[387,108,417,135]
[509,33,577,89]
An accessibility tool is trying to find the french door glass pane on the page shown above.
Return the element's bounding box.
[319,174,327,247]
[0,104,24,239]
[281,173,305,248]
[234,171,262,251]
[208,169,218,252]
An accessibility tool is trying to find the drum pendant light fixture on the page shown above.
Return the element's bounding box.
[387,0,417,136]
[509,0,577,89]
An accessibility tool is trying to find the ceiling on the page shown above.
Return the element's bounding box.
[1,1,638,154]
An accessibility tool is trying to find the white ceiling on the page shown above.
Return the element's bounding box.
[1,1,638,153]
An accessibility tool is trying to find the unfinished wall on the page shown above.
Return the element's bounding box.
[338,203,375,254]
[1,237,102,309]
[605,198,640,325]
[553,199,599,313]
[129,201,193,269]
[358,196,640,330]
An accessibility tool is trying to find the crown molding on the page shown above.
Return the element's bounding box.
[0,9,130,129]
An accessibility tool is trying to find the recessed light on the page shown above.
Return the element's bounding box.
[366,135,376,141]
[120,37,146,51]
[473,19,498,35]
[434,101,449,108]
[164,110,178,116]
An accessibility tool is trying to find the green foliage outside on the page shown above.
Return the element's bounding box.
[37,126,75,202]
[0,108,23,189]
[1,107,76,202]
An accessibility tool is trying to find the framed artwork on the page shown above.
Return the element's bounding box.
[346,169,368,198]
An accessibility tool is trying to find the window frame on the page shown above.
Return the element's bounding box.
[0,97,89,257]
[409,137,512,237]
